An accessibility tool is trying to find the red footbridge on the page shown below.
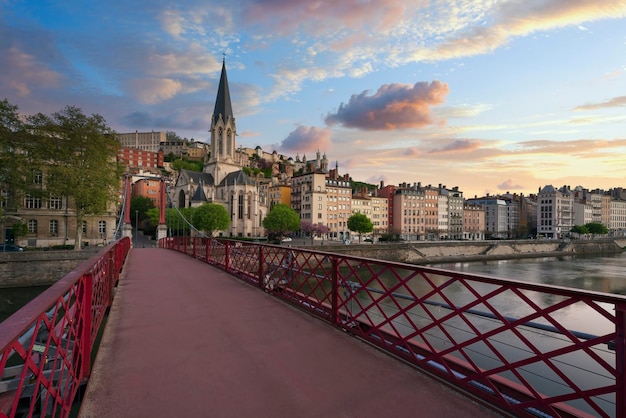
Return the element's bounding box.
[1,237,624,417]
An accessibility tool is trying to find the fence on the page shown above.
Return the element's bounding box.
[161,236,626,418]
[0,238,131,418]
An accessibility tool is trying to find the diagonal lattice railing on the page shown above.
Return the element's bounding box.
[0,238,131,418]
[161,237,626,418]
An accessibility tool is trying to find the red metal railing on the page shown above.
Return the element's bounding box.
[0,238,131,418]
[161,237,626,418]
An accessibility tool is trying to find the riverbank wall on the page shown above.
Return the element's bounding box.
[314,238,626,265]
[0,248,101,288]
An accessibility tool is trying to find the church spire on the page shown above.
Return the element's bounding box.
[213,58,233,121]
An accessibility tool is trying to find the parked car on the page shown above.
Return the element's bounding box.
[0,244,24,252]
[281,237,292,243]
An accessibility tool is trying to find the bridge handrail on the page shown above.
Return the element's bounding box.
[0,237,131,418]
[161,236,626,418]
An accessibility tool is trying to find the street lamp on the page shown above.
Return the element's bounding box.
[135,210,138,247]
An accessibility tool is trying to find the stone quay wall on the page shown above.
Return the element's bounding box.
[315,238,626,265]
[0,248,101,288]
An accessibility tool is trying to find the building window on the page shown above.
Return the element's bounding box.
[238,194,244,220]
[49,195,63,210]
[32,170,43,184]
[49,219,58,235]
[0,190,7,207]
[25,195,42,209]
[98,220,106,236]
[82,221,87,233]
[28,219,37,234]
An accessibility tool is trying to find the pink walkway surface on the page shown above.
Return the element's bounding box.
[79,248,504,418]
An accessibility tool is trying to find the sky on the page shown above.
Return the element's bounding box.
[1,0,626,198]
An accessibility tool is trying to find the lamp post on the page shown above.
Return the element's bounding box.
[135,210,138,247]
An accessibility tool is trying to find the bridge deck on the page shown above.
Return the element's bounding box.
[79,248,502,417]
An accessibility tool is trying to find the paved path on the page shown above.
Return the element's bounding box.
[80,248,504,418]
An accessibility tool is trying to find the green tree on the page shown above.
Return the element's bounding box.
[27,106,122,250]
[347,212,374,243]
[0,99,36,211]
[192,203,230,237]
[11,221,28,241]
[585,222,609,238]
[262,204,300,239]
[570,225,589,237]
[154,207,196,236]
[130,196,156,229]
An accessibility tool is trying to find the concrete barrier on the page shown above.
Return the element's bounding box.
[0,248,101,288]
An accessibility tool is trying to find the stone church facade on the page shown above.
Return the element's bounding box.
[171,60,269,238]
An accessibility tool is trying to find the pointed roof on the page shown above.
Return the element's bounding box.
[213,58,233,121]
[191,181,209,202]
[219,170,257,187]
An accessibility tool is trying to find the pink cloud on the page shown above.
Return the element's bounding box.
[497,179,525,191]
[428,139,482,154]
[279,125,332,153]
[242,0,409,35]
[325,81,449,131]
[574,96,626,111]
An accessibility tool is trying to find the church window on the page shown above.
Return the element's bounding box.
[238,194,244,220]
[219,128,224,156]
[247,195,252,220]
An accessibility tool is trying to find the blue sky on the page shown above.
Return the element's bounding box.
[2,0,626,197]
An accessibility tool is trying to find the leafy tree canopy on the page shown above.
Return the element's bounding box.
[172,158,203,172]
[262,204,300,238]
[130,196,156,228]
[585,222,609,236]
[25,105,122,249]
[347,212,374,242]
[0,99,37,209]
[192,203,230,236]
[570,225,589,235]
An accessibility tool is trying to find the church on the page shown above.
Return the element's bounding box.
[171,60,269,238]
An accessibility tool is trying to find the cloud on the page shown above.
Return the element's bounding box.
[428,139,482,154]
[497,179,525,191]
[325,81,449,130]
[411,0,626,62]
[278,125,332,152]
[0,46,62,96]
[127,78,183,104]
[574,96,626,111]
[242,0,411,35]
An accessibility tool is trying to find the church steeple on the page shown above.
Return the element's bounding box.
[207,56,239,181]
[213,58,233,122]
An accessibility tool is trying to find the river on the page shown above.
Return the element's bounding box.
[432,252,626,295]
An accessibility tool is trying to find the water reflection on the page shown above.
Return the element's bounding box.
[433,252,626,295]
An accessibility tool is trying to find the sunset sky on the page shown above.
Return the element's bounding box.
[2,1,626,197]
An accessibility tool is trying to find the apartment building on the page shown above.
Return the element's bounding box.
[116,131,166,152]
[117,147,164,171]
[268,181,292,208]
[351,188,389,237]
[325,170,351,241]
[609,199,626,236]
[291,171,327,227]
[537,185,574,239]
[440,185,464,240]
[463,203,485,240]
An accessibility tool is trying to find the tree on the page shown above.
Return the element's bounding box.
[27,106,122,250]
[192,203,230,237]
[347,212,373,243]
[0,99,36,211]
[570,225,589,238]
[130,196,156,228]
[585,222,609,238]
[155,207,195,236]
[262,204,300,239]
